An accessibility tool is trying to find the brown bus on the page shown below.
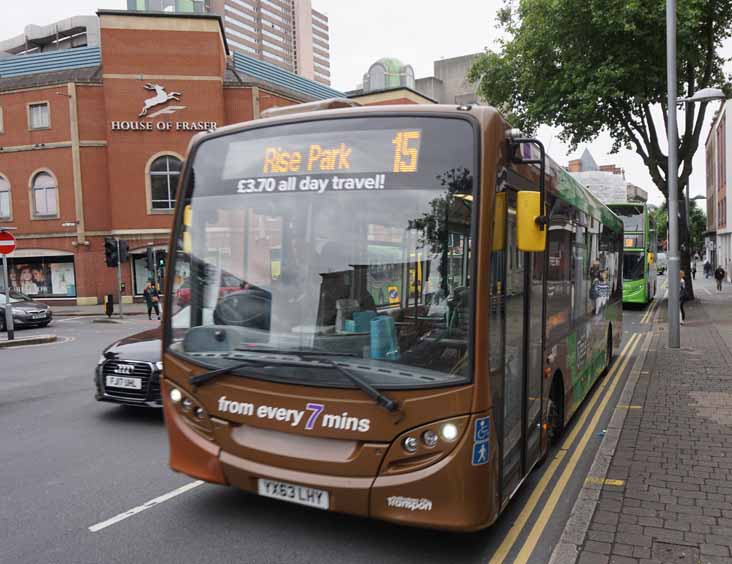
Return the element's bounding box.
[161,101,623,531]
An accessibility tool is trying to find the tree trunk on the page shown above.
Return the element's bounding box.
[678,199,694,301]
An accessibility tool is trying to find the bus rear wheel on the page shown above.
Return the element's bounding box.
[547,376,564,445]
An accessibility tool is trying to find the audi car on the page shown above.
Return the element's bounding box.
[95,327,163,408]
[0,290,53,331]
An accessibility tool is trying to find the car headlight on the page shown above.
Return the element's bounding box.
[97,355,107,365]
[155,361,164,371]
[12,308,27,316]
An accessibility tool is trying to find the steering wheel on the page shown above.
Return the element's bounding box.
[213,291,271,330]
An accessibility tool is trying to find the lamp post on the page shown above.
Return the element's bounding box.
[667,0,725,347]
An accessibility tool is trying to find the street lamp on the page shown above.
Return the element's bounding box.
[667,0,725,348]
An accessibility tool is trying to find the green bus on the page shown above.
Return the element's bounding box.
[609,203,657,305]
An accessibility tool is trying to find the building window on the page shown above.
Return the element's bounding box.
[28,102,50,130]
[149,155,182,210]
[31,171,58,218]
[0,175,10,219]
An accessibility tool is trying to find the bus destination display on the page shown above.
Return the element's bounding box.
[223,129,423,196]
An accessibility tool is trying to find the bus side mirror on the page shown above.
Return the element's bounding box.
[516,191,546,252]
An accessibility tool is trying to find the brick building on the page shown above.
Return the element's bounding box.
[0,10,340,305]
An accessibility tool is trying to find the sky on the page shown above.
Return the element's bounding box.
[3,0,730,206]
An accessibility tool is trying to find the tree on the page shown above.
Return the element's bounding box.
[652,200,706,257]
[469,0,732,299]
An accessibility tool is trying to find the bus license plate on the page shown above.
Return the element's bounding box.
[257,479,329,510]
[105,376,142,390]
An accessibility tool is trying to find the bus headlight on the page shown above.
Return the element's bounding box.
[166,383,214,440]
[422,430,439,448]
[402,436,418,453]
[380,415,470,476]
[440,423,459,442]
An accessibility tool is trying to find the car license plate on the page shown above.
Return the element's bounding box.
[105,375,142,390]
[32,313,46,319]
[257,479,329,510]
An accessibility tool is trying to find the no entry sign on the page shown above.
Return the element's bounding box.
[0,230,16,255]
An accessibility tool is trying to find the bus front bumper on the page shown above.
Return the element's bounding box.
[164,387,499,531]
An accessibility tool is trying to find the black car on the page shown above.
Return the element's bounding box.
[0,290,53,331]
[95,328,163,408]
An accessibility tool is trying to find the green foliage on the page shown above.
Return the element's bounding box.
[469,0,732,200]
[651,200,705,253]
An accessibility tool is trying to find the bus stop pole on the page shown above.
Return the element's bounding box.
[2,255,15,340]
[666,0,681,348]
[116,239,124,320]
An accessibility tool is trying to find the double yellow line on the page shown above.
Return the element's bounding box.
[490,332,643,564]
[640,299,660,324]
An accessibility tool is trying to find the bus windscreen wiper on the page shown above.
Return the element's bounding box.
[192,349,401,415]
[189,356,309,387]
[312,357,402,415]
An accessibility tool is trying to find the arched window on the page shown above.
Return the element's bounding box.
[31,171,58,217]
[0,175,10,219]
[149,155,182,210]
[367,63,386,92]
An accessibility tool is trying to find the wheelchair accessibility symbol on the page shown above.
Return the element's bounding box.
[474,417,490,442]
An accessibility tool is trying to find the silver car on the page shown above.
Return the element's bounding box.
[0,290,53,331]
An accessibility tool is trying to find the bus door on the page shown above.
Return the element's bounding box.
[494,189,545,499]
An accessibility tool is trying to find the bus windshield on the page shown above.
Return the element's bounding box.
[614,205,644,233]
[168,116,477,389]
[623,252,645,281]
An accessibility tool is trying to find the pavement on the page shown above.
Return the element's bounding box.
[51,302,155,317]
[561,274,732,564]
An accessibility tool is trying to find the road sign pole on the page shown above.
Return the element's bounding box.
[2,255,15,340]
[152,248,158,288]
[116,239,124,319]
[0,229,17,340]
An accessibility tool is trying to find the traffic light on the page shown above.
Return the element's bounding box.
[146,247,155,271]
[104,237,118,267]
[118,240,129,263]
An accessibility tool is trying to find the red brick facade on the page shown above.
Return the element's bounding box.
[0,12,306,304]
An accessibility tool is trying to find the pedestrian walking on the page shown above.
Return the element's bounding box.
[715,265,726,291]
[679,270,688,325]
[143,281,161,320]
[704,260,711,278]
[691,260,697,280]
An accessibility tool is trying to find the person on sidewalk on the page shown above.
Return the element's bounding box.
[715,265,726,291]
[691,260,697,280]
[704,259,711,278]
[143,281,161,320]
[679,270,688,325]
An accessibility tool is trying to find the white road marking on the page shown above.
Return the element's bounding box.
[88,480,204,532]
[705,288,712,295]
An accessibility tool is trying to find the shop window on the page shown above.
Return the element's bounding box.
[0,175,10,219]
[149,155,182,211]
[5,256,76,297]
[31,171,58,218]
[28,102,50,130]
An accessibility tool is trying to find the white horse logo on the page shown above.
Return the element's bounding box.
[139,83,181,117]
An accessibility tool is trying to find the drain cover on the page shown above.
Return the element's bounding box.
[652,542,699,563]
